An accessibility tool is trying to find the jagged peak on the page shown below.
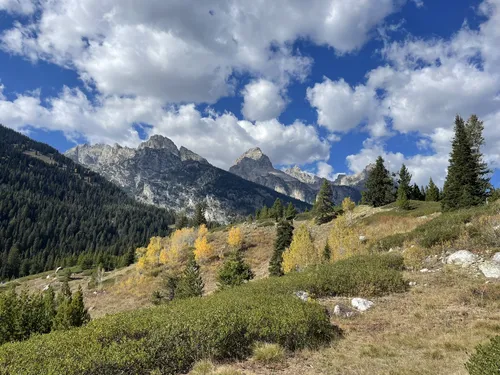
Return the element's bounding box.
[179,146,209,165]
[234,147,273,168]
[138,134,179,156]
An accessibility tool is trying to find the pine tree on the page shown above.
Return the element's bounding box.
[396,164,412,210]
[269,220,294,276]
[322,241,331,262]
[364,156,395,207]
[314,180,335,224]
[68,286,90,327]
[284,202,297,220]
[216,251,254,289]
[425,178,440,202]
[175,252,204,299]
[194,202,207,227]
[270,198,284,221]
[465,114,491,199]
[442,115,487,210]
[175,211,189,230]
[410,183,424,201]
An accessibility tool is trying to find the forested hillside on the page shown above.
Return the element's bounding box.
[0,125,175,280]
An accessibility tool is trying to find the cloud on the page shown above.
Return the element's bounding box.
[346,138,449,187]
[316,161,337,181]
[306,78,386,136]
[309,0,500,176]
[0,86,330,169]
[241,79,286,121]
[0,0,405,104]
[0,0,35,14]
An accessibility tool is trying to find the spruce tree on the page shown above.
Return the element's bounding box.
[284,202,297,220]
[396,164,412,210]
[68,286,90,327]
[410,183,424,201]
[364,156,395,207]
[194,202,207,227]
[270,198,284,221]
[314,180,335,224]
[175,252,204,299]
[216,251,254,289]
[442,115,487,210]
[269,220,294,276]
[465,114,491,199]
[323,241,331,262]
[425,178,440,202]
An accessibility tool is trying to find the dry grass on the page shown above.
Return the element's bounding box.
[223,269,500,375]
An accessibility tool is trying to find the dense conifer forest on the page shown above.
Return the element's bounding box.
[0,125,175,280]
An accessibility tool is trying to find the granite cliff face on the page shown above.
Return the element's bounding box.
[332,164,375,191]
[229,148,362,205]
[65,137,309,222]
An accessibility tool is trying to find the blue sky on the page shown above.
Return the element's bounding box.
[0,0,499,187]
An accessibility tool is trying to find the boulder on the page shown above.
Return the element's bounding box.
[294,291,310,302]
[359,235,367,243]
[351,298,374,312]
[409,281,417,287]
[332,304,359,318]
[446,250,478,267]
[492,252,500,264]
[479,262,500,278]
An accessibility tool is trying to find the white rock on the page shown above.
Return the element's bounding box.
[492,253,500,264]
[420,268,429,273]
[295,291,310,302]
[359,235,367,243]
[479,262,500,278]
[446,250,478,267]
[42,285,49,291]
[351,298,374,312]
[332,304,359,318]
[409,281,417,287]
[46,275,51,279]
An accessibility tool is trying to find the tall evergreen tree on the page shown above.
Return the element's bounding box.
[465,114,491,198]
[270,198,284,221]
[284,202,297,221]
[410,183,424,201]
[68,286,90,327]
[396,164,412,210]
[194,202,207,227]
[442,115,488,210]
[364,156,395,207]
[269,220,294,276]
[175,252,204,299]
[425,178,440,202]
[314,180,335,224]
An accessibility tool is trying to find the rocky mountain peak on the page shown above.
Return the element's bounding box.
[283,165,321,185]
[234,147,273,170]
[138,135,179,156]
[179,146,209,164]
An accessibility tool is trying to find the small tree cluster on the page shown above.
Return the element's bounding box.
[442,115,490,210]
[255,200,297,221]
[363,156,395,207]
[425,178,440,202]
[0,283,90,345]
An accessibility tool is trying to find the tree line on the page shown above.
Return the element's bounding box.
[0,281,89,345]
[0,125,175,280]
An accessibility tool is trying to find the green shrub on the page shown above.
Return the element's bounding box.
[0,254,405,375]
[466,335,500,375]
[371,233,407,252]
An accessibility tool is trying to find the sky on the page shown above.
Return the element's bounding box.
[0,0,499,188]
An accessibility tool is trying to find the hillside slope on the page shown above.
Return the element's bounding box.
[0,125,175,279]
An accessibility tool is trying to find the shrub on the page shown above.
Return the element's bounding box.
[0,254,404,375]
[252,342,285,364]
[466,336,500,375]
[217,251,254,289]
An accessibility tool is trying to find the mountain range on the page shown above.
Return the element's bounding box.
[65,136,311,222]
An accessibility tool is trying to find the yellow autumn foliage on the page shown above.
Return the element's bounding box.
[341,197,356,225]
[194,235,214,262]
[197,224,208,238]
[328,214,360,262]
[227,227,243,249]
[282,225,319,273]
